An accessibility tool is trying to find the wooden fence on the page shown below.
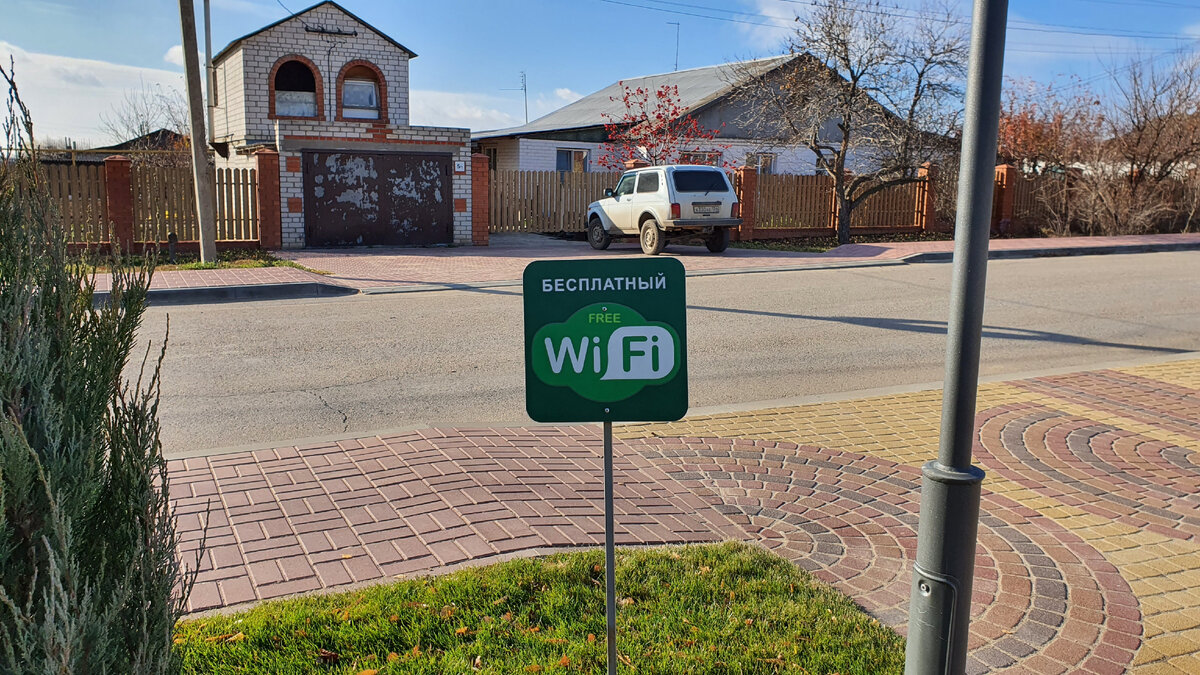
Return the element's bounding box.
[489,170,618,233]
[43,163,108,243]
[133,166,258,242]
[755,173,926,232]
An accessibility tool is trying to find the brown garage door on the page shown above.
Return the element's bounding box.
[303,151,453,246]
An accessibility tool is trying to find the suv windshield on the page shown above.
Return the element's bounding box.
[672,169,729,193]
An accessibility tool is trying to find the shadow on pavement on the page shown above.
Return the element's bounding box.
[690,304,1191,354]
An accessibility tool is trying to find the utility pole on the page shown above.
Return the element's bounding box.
[502,72,528,124]
[178,0,217,262]
[668,22,680,71]
[204,0,214,145]
[904,1,1008,674]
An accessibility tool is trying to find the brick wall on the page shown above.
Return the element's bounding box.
[236,4,410,140]
[213,48,246,142]
[275,122,473,247]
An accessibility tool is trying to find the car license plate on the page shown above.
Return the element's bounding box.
[693,203,719,215]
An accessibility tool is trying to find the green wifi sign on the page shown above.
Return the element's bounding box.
[524,259,688,423]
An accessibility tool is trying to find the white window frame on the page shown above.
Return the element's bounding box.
[342,78,380,119]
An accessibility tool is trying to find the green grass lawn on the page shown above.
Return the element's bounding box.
[77,248,329,274]
[175,542,904,674]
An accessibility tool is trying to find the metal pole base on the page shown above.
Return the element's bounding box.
[905,461,985,675]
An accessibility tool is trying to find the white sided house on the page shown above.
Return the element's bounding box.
[472,56,854,176]
[211,1,472,247]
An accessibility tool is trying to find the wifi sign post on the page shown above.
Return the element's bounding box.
[524,257,688,675]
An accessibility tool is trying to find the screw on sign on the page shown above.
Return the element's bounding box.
[524,258,688,674]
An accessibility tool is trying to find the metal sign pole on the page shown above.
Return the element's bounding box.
[904,0,1008,673]
[603,420,617,675]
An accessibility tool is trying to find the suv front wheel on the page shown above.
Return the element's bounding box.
[640,218,666,255]
[588,216,611,250]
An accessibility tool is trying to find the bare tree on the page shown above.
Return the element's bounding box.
[1074,53,1200,234]
[731,0,967,244]
[99,81,189,147]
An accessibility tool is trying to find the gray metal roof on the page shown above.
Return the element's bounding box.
[472,55,794,140]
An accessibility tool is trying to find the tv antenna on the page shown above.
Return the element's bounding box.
[668,22,680,71]
[502,71,529,124]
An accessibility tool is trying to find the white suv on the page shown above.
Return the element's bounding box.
[586,165,742,255]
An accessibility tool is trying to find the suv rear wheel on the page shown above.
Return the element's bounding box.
[705,227,730,253]
[588,216,611,250]
[640,218,666,255]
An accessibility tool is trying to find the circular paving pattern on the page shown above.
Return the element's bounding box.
[633,435,1143,675]
[976,404,1200,541]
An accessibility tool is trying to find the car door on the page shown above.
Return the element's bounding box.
[601,173,636,234]
[632,170,663,227]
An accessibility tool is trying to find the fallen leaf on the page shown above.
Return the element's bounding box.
[226,632,246,643]
[456,626,469,636]
[525,665,543,673]
[172,637,186,645]
[502,612,513,621]
[744,619,754,626]
[356,670,379,675]
[492,595,508,606]
[618,654,633,666]
[295,629,308,637]
[412,645,422,656]
[389,614,399,623]
[204,633,235,643]
[317,648,339,664]
[547,638,568,645]
[588,633,596,643]
[728,591,735,601]
[528,626,541,633]
[473,655,483,669]
[559,655,571,667]
[440,606,456,619]
[387,652,399,662]
[342,554,354,560]
[619,597,634,607]
[593,564,602,573]
[698,565,711,574]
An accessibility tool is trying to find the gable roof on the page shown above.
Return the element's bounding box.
[472,55,796,141]
[96,128,187,152]
[213,0,416,64]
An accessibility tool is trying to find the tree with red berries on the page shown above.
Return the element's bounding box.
[598,82,728,169]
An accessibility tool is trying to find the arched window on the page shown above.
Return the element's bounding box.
[270,56,321,119]
[337,61,386,122]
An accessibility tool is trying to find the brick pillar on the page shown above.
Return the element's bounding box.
[623,158,651,170]
[255,149,282,249]
[993,164,1017,234]
[471,153,490,246]
[734,165,757,242]
[916,162,938,231]
[103,155,134,252]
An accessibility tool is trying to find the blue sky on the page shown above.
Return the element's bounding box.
[2,0,1198,144]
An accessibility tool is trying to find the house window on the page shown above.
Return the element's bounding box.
[556,148,588,173]
[274,59,318,118]
[747,152,776,174]
[340,64,382,120]
[484,147,498,170]
[679,151,722,166]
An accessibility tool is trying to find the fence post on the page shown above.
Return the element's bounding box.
[917,163,938,231]
[472,153,490,246]
[993,164,1016,234]
[103,155,134,252]
[734,165,757,242]
[255,149,282,249]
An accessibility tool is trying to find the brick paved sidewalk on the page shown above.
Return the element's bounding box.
[278,232,1200,290]
[92,265,343,294]
[170,357,1200,674]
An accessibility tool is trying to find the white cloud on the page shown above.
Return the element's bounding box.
[164,45,185,67]
[0,41,186,145]
[1184,22,1200,40]
[409,90,523,131]
[554,88,582,103]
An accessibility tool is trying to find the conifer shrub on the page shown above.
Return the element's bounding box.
[0,64,194,674]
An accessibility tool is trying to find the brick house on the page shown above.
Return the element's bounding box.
[210,1,473,247]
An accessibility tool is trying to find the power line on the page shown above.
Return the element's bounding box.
[599,0,1200,43]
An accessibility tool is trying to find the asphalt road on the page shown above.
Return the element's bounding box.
[141,252,1200,456]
